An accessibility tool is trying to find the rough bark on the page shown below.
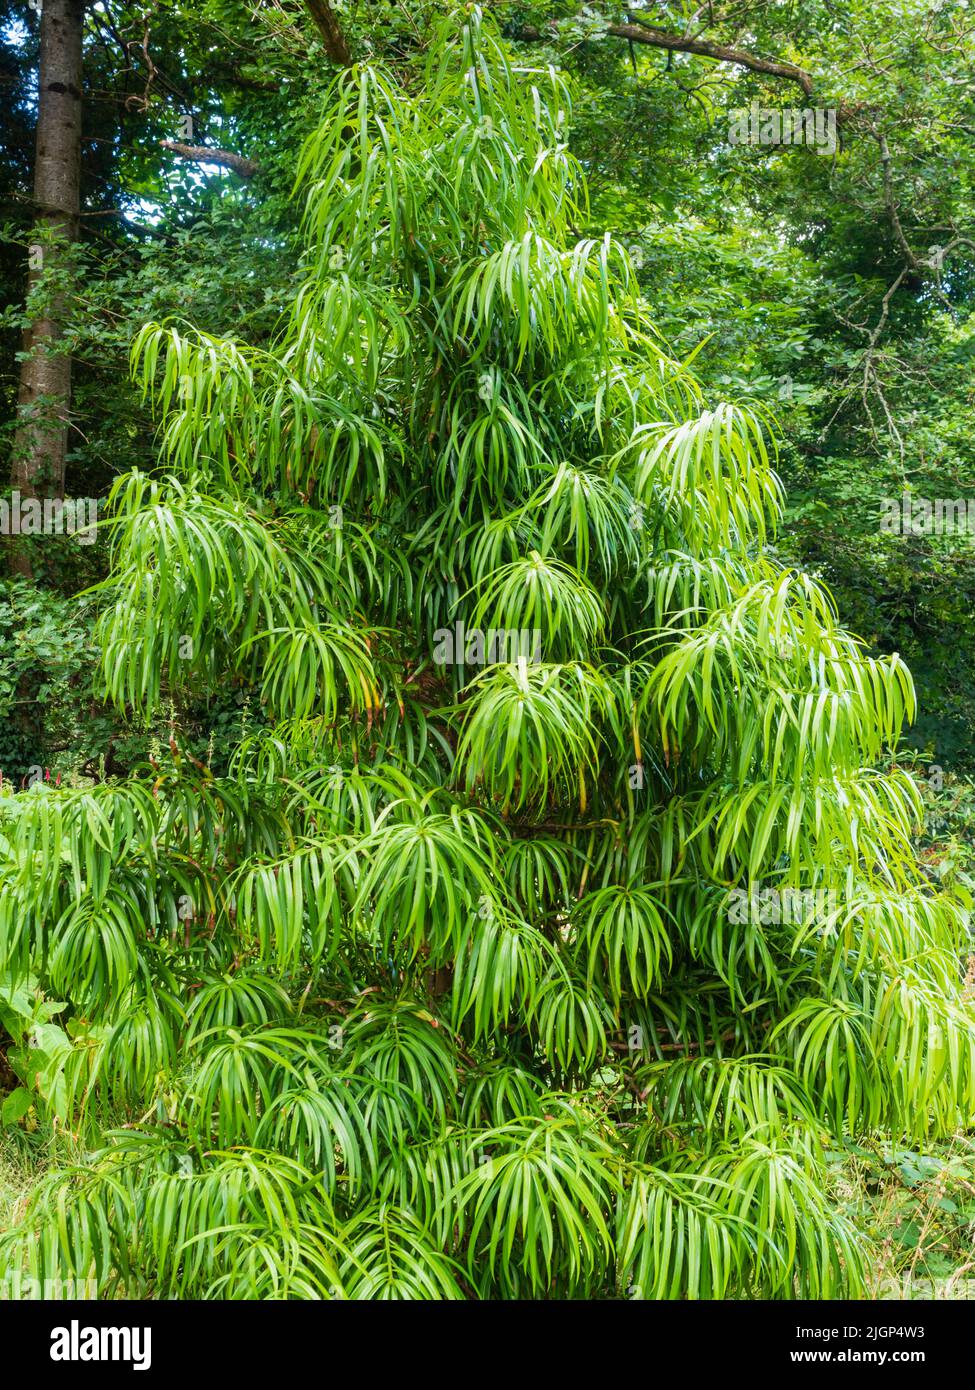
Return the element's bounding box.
[304,0,353,67]
[10,0,85,574]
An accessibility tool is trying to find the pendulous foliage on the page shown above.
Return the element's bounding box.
[1,7,972,1301]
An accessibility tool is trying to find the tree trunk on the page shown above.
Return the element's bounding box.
[9,0,85,575]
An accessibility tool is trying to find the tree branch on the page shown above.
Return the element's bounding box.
[516,18,814,96]
[159,141,259,177]
[874,131,922,271]
[304,0,353,67]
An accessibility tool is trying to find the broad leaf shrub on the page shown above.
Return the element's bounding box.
[1,8,973,1300]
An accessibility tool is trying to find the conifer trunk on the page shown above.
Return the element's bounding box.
[9,0,85,575]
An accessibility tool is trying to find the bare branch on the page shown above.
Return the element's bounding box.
[516,17,814,96]
[159,140,259,177]
[874,131,922,271]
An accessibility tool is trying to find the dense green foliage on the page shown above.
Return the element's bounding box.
[7,1,974,768]
[1,8,973,1300]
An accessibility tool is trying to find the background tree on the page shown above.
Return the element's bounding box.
[9,0,85,572]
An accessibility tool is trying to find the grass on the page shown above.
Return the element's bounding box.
[0,1124,60,1235]
[829,1134,975,1299]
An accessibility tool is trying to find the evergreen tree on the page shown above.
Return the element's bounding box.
[2,6,972,1299]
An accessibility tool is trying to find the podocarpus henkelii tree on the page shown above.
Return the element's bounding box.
[1,7,973,1300]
